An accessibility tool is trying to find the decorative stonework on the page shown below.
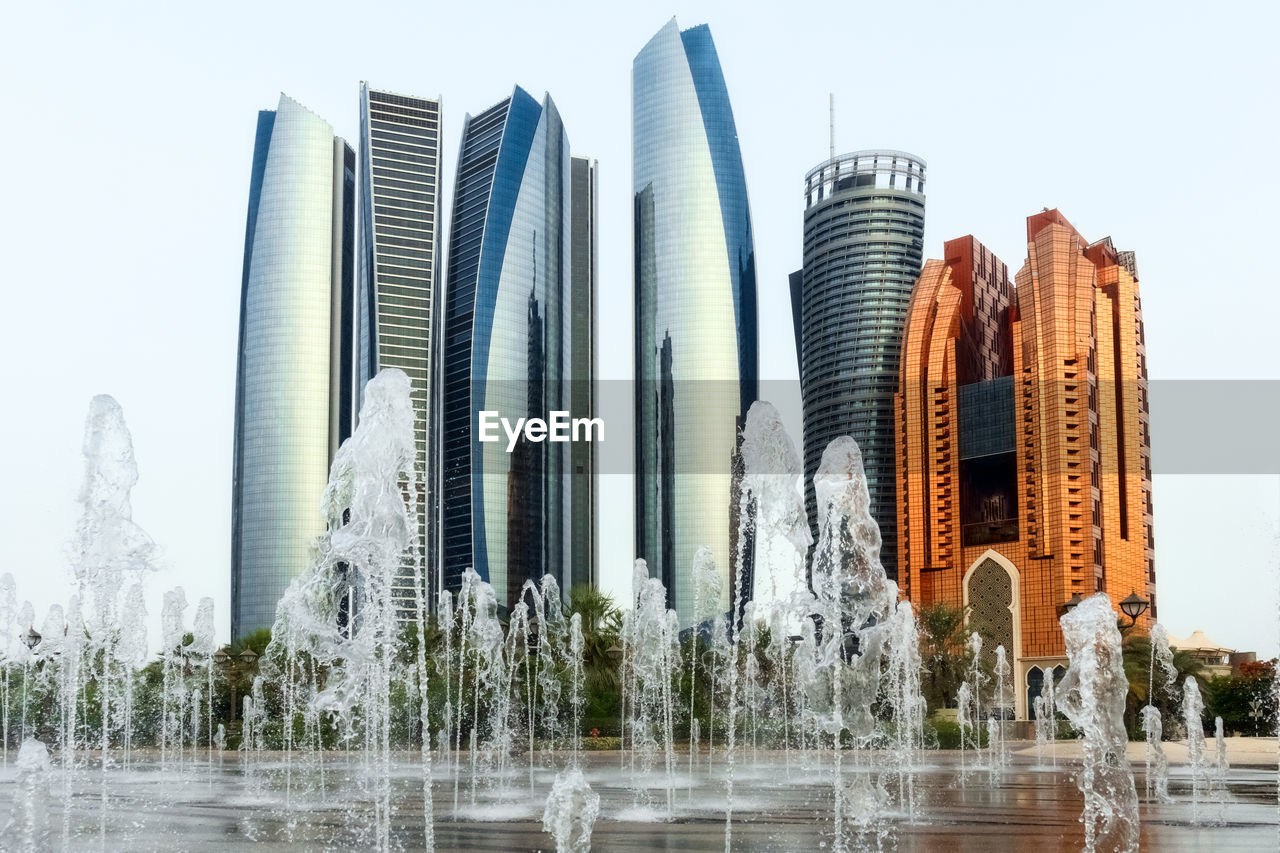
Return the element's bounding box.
[967,557,1014,664]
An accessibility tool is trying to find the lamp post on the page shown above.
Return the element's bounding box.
[1063,593,1083,614]
[1119,590,1150,627]
[212,647,235,723]
[213,647,260,724]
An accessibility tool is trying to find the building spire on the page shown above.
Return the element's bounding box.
[829,93,835,161]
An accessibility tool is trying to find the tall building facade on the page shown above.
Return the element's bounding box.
[633,19,757,625]
[896,212,1155,719]
[441,87,571,612]
[231,94,355,639]
[790,151,926,583]
[356,84,443,612]
[569,156,598,591]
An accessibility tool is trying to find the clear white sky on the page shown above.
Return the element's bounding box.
[1,1,1276,656]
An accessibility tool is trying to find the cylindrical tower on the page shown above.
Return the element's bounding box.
[795,150,925,581]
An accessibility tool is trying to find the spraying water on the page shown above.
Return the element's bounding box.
[1140,704,1170,803]
[69,395,160,836]
[622,561,679,819]
[689,547,720,784]
[1183,677,1208,825]
[737,401,811,606]
[542,767,599,853]
[1056,593,1139,853]
[803,437,901,852]
[1213,716,1229,821]
[569,612,584,767]
[258,368,429,851]
[4,739,51,852]
[1143,623,1176,803]
[965,633,986,771]
[991,645,1012,779]
[1034,695,1049,766]
[956,681,972,784]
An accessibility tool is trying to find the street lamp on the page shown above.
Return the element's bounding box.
[1119,590,1150,627]
[213,647,260,724]
[1063,593,1084,614]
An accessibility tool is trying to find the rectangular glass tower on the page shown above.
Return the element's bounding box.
[357,84,443,612]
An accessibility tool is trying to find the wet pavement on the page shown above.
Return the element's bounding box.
[2,744,1276,851]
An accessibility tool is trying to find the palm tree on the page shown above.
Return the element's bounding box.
[1122,629,1206,734]
[917,601,974,712]
[566,585,622,732]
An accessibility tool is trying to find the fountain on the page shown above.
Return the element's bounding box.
[620,560,678,819]
[543,767,599,853]
[801,436,903,852]
[688,546,719,782]
[1140,704,1169,804]
[991,645,1012,780]
[1143,623,1177,803]
[3,383,1277,852]
[956,681,973,783]
[1213,715,1229,820]
[964,632,987,771]
[1056,593,1140,853]
[4,739,51,853]
[1184,676,1209,825]
[254,368,431,850]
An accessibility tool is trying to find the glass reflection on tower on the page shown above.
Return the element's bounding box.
[633,18,758,625]
[231,94,355,639]
[441,87,571,612]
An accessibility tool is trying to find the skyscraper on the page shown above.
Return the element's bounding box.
[896,213,1155,719]
[633,19,757,625]
[356,84,443,612]
[569,155,597,591]
[790,150,925,582]
[231,94,355,639]
[441,87,571,612]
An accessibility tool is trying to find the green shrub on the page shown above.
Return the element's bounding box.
[579,736,621,751]
[929,719,988,750]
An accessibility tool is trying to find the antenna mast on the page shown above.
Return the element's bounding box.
[829,93,835,161]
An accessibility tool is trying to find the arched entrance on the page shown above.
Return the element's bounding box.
[1026,664,1066,719]
[963,550,1022,718]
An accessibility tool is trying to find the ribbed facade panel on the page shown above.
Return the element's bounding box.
[357,84,442,613]
[569,155,597,591]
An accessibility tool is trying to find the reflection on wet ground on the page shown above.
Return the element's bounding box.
[4,746,1276,851]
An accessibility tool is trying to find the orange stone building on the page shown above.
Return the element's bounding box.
[895,210,1154,719]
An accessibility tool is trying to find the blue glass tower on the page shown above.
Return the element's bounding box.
[232,94,355,639]
[441,87,571,611]
[633,19,758,624]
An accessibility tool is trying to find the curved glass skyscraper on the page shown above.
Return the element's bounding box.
[633,19,758,624]
[791,151,925,582]
[232,94,355,639]
[441,87,570,612]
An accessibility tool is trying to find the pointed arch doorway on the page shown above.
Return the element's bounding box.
[962,549,1024,720]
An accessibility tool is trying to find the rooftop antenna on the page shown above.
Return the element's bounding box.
[828,93,835,161]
